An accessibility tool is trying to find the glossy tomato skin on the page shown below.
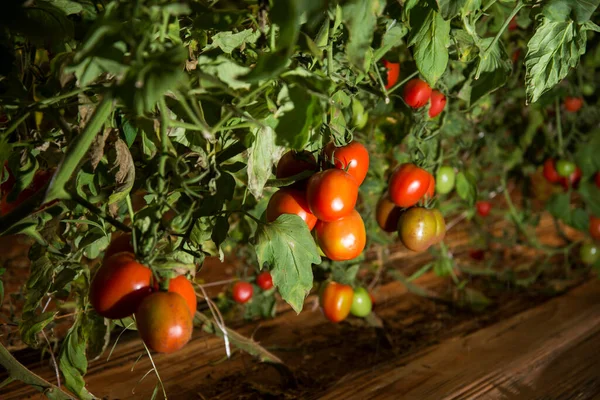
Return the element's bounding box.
[315,209,366,261]
[580,243,599,265]
[476,201,492,217]
[397,207,438,252]
[323,141,370,185]
[90,252,153,319]
[383,60,400,89]
[376,194,402,233]
[167,275,197,316]
[266,188,317,230]
[320,282,354,323]
[428,90,446,118]
[543,159,561,184]
[403,79,432,108]
[104,233,134,260]
[307,169,358,222]
[555,160,576,178]
[595,172,600,189]
[350,287,372,317]
[431,208,446,242]
[232,281,253,304]
[590,216,600,241]
[425,172,435,200]
[564,97,583,112]
[559,166,582,190]
[436,166,455,194]
[135,292,193,353]
[388,163,433,208]
[256,271,273,290]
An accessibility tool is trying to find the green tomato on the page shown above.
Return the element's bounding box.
[555,159,576,178]
[580,243,599,265]
[350,287,372,317]
[352,98,368,129]
[582,83,595,97]
[436,166,456,194]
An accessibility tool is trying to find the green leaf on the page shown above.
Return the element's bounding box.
[49,0,83,15]
[275,86,319,150]
[437,0,468,20]
[373,24,408,62]
[574,129,600,176]
[456,171,477,206]
[244,286,277,319]
[197,55,251,90]
[59,316,95,400]
[470,38,512,106]
[408,7,450,86]
[342,0,386,71]
[331,264,360,285]
[579,182,600,217]
[204,29,260,54]
[19,312,57,347]
[546,193,572,224]
[525,18,588,103]
[542,0,600,24]
[247,120,283,199]
[254,214,321,313]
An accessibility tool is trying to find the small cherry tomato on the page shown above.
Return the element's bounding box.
[436,166,456,194]
[564,97,583,112]
[350,287,372,317]
[315,209,366,261]
[559,166,582,190]
[166,275,197,316]
[543,159,561,184]
[428,90,446,118]
[383,60,400,89]
[376,194,402,233]
[508,16,518,31]
[582,84,594,97]
[266,188,317,230]
[90,252,153,319]
[256,271,273,290]
[397,207,439,252]
[590,216,600,241]
[276,150,317,181]
[320,282,354,323]
[307,169,359,222]
[595,172,600,189]
[232,281,253,304]
[580,243,599,265]
[403,78,432,108]
[555,160,576,178]
[323,141,370,185]
[476,201,492,217]
[135,291,193,353]
[104,233,134,260]
[352,98,369,129]
[388,163,433,208]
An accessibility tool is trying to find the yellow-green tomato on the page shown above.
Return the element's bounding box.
[580,243,599,265]
[350,287,372,317]
[435,166,455,194]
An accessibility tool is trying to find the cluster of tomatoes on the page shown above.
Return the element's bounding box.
[542,158,582,191]
[90,234,197,354]
[266,141,369,261]
[376,163,446,252]
[320,281,373,323]
[231,271,273,304]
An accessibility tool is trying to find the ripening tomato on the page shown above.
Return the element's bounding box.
[580,243,599,265]
[436,166,455,194]
[559,166,582,190]
[89,252,153,319]
[564,97,583,112]
[388,163,433,208]
[383,60,400,89]
[431,208,446,243]
[403,78,432,108]
[315,209,366,261]
[232,281,253,304]
[306,169,358,222]
[476,201,492,217]
[397,207,440,252]
[256,271,273,290]
[555,160,576,178]
[428,90,446,118]
[135,292,193,353]
[352,98,369,129]
[590,216,600,241]
[266,188,317,230]
[376,194,402,233]
[350,287,372,317]
[596,172,600,189]
[166,275,197,316]
[323,141,370,185]
[104,233,134,260]
[543,159,561,184]
[425,171,435,200]
[275,150,317,180]
[320,282,354,323]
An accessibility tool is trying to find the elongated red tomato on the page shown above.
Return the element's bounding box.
[266,188,317,230]
[256,271,273,290]
[320,282,354,323]
[315,209,366,261]
[388,163,433,208]
[543,159,561,183]
[307,169,358,222]
[403,79,432,108]
[383,60,400,89]
[135,292,193,353]
[428,90,446,118]
[376,194,402,233]
[90,252,153,319]
[167,275,197,316]
[323,141,370,185]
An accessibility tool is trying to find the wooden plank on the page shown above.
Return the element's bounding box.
[317,279,600,400]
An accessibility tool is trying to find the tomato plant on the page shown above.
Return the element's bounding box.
[256,271,273,290]
[320,282,353,323]
[350,287,372,317]
[232,282,253,304]
[266,188,317,230]
[323,141,370,185]
[403,78,432,108]
[315,210,366,261]
[388,164,433,208]
[307,169,359,222]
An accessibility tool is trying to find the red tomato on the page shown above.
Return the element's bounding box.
[266,188,317,230]
[595,172,600,189]
[232,281,253,304]
[388,163,433,208]
[469,249,485,261]
[256,271,273,290]
[428,90,446,118]
[89,252,153,319]
[135,292,193,353]
[403,78,432,108]
[276,150,317,180]
[425,171,435,200]
[543,159,561,184]
[0,168,53,215]
[383,60,400,89]
[315,209,366,261]
[590,216,600,241]
[559,166,582,190]
[323,141,370,185]
[512,49,521,64]
[508,16,518,31]
[306,169,358,222]
[375,194,402,233]
[167,275,197,316]
[320,282,354,323]
[104,233,134,260]
[564,97,583,113]
[476,201,492,217]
